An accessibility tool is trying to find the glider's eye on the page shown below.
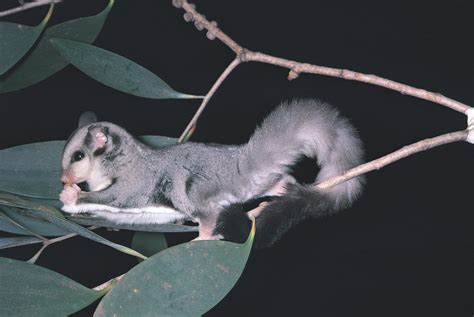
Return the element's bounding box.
[72,151,85,163]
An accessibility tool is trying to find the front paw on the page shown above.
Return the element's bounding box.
[60,184,81,206]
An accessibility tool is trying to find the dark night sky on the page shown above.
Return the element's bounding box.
[0,1,473,316]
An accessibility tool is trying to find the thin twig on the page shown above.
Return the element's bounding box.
[48,231,82,243]
[180,1,242,55]
[317,130,469,189]
[27,227,98,263]
[244,130,468,219]
[0,0,61,18]
[176,0,470,135]
[243,51,469,114]
[27,243,49,263]
[178,57,241,142]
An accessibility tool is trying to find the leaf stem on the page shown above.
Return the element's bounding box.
[178,57,241,142]
[93,273,125,292]
[26,227,98,263]
[27,242,49,263]
[0,0,61,18]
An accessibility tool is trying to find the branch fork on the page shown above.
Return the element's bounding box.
[174,0,471,193]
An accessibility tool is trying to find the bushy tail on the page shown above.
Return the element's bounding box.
[242,99,365,248]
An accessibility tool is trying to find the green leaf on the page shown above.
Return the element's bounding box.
[0,140,63,199]
[0,136,176,200]
[0,0,114,93]
[0,191,64,217]
[0,5,53,75]
[37,209,147,259]
[0,257,104,316]
[69,214,198,233]
[0,205,69,236]
[0,236,43,249]
[0,209,31,235]
[138,135,177,148]
[30,197,63,209]
[95,221,255,316]
[50,39,201,99]
[131,232,167,261]
[0,192,147,259]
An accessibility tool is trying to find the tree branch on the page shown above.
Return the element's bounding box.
[0,0,61,18]
[174,0,472,194]
[175,0,470,133]
[243,51,469,114]
[178,57,241,142]
[178,0,242,55]
[245,130,468,219]
[317,130,469,189]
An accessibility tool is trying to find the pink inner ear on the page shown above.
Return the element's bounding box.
[89,127,108,148]
[95,131,107,147]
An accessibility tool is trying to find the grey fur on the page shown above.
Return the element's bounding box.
[60,99,365,246]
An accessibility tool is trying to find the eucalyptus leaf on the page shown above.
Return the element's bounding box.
[0,0,114,93]
[0,192,147,259]
[131,232,167,260]
[0,257,104,316]
[95,222,255,316]
[27,208,147,259]
[0,140,64,199]
[0,236,43,249]
[0,210,32,235]
[30,197,63,209]
[0,205,69,236]
[0,191,64,217]
[0,136,176,200]
[138,135,177,148]
[50,39,201,99]
[0,5,53,75]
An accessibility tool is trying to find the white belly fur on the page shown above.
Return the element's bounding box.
[62,204,185,225]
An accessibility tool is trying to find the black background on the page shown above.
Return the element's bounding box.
[0,1,472,316]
